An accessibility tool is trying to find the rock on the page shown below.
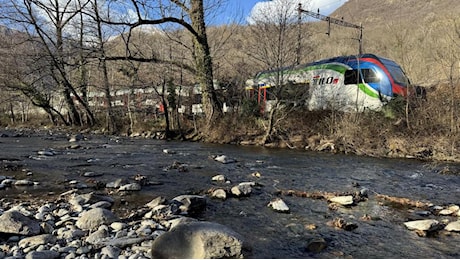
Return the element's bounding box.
[37,149,56,156]
[118,183,142,191]
[76,208,119,230]
[86,228,109,244]
[306,237,328,253]
[14,179,34,186]
[83,172,104,177]
[403,219,441,232]
[445,220,460,232]
[165,217,198,230]
[0,210,41,235]
[268,198,290,213]
[330,218,358,231]
[145,196,167,209]
[172,195,207,216]
[211,189,227,200]
[19,234,56,248]
[101,245,122,258]
[69,133,84,142]
[438,209,454,215]
[329,195,354,206]
[106,178,126,189]
[25,250,60,259]
[211,174,227,182]
[151,221,245,259]
[96,237,148,248]
[110,222,127,231]
[162,149,176,154]
[69,192,114,210]
[231,182,254,197]
[213,155,236,164]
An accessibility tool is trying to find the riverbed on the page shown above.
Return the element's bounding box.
[1,129,460,258]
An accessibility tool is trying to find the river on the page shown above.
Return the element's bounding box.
[1,130,459,258]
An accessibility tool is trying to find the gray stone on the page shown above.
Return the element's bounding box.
[76,208,119,230]
[151,221,245,259]
[0,210,41,235]
[37,150,56,156]
[110,222,127,231]
[404,219,440,231]
[145,196,166,209]
[97,237,148,248]
[19,234,56,248]
[101,245,122,258]
[14,179,34,186]
[213,155,236,164]
[267,198,290,213]
[25,250,60,259]
[86,228,109,244]
[89,201,112,209]
[69,133,84,142]
[165,217,198,230]
[118,183,142,191]
[69,192,114,211]
[231,182,254,197]
[106,178,126,189]
[306,237,327,253]
[83,172,104,177]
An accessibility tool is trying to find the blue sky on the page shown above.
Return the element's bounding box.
[210,0,347,25]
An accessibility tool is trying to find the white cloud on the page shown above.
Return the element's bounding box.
[248,0,348,24]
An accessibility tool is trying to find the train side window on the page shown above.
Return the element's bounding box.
[345,69,379,84]
[362,69,379,83]
[344,70,361,85]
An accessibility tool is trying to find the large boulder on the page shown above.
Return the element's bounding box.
[0,210,41,235]
[151,221,246,259]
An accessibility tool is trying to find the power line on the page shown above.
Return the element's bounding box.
[297,3,363,56]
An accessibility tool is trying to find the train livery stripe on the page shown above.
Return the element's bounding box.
[256,63,348,80]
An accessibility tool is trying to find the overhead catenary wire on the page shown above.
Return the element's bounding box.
[297,3,363,57]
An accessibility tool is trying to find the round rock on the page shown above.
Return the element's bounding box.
[151,221,246,259]
[76,208,119,230]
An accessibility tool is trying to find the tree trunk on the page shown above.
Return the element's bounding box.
[190,0,222,124]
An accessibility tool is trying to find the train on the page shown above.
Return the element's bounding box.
[245,53,410,112]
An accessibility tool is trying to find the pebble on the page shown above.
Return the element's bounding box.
[211,189,227,200]
[329,195,354,206]
[267,198,290,213]
[213,155,236,164]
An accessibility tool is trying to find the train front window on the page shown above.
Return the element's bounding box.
[380,59,410,86]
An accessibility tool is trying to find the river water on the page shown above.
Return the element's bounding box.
[1,131,460,258]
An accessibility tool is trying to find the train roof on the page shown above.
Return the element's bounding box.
[305,53,385,67]
[255,53,393,78]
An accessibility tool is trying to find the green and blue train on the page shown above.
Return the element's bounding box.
[245,53,410,112]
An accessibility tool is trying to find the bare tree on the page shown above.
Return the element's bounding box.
[3,0,96,126]
[100,0,224,127]
[246,0,310,145]
[429,16,460,155]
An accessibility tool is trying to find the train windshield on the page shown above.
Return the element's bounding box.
[380,58,410,86]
